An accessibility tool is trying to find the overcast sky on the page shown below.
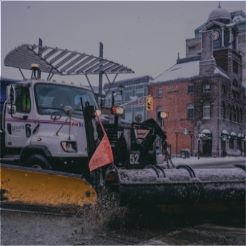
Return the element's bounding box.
[1,1,245,85]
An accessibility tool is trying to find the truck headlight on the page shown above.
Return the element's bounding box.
[61,141,77,152]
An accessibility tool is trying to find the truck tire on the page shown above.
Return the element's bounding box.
[26,154,52,169]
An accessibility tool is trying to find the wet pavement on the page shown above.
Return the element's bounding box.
[1,198,245,245]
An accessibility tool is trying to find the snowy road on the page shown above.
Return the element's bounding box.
[1,158,245,245]
[1,205,245,245]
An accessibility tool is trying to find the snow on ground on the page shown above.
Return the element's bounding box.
[171,156,246,166]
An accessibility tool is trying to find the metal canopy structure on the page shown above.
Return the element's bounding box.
[4,44,134,76]
[4,42,134,107]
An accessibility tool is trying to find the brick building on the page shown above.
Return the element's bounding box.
[148,5,246,157]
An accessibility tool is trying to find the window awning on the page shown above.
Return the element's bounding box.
[4,44,134,75]
[201,129,212,135]
[221,129,229,135]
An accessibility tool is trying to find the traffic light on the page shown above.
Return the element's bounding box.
[146,95,153,111]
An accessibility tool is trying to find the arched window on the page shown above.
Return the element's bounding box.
[233,106,237,122]
[221,102,226,119]
[240,108,243,123]
[236,107,240,123]
[229,105,232,121]
[203,102,211,119]
[187,104,194,120]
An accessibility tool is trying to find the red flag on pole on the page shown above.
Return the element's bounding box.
[88,113,114,172]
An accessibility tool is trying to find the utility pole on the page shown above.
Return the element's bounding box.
[99,42,103,108]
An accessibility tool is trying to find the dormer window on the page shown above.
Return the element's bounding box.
[156,87,163,98]
[203,84,211,93]
[187,104,194,120]
[187,84,194,93]
[233,61,238,74]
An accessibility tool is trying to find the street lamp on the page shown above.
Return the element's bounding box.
[175,131,179,157]
[157,111,169,129]
[189,131,193,156]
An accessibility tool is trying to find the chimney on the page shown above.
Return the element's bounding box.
[199,31,216,76]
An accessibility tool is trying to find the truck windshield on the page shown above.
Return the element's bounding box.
[35,83,97,116]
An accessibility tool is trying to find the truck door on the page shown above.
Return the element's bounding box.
[5,85,33,148]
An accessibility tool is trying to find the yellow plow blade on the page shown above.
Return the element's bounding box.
[0,164,97,209]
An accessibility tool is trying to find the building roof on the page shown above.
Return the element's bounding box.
[104,75,153,89]
[151,59,230,84]
[208,4,231,22]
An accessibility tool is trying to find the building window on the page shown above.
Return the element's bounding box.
[224,29,230,46]
[233,61,238,74]
[203,84,211,93]
[229,106,232,121]
[187,84,194,93]
[187,104,194,120]
[222,84,226,95]
[124,88,133,101]
[135,86,145,97]
[233,106,237,122]
[238,34,246,44]
[239,108,243,123]
[203,103,211,119]
[156,87,163,98]
[221,102,226,119]
[229,138,234,149]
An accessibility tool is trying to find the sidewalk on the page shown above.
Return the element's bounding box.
[171,156,246,166]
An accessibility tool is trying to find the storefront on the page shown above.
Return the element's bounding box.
[221,129,229,156]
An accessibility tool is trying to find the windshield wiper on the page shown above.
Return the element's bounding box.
[40,106,64,111]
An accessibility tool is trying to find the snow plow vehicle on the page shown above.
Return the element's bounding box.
[1,43,245,213]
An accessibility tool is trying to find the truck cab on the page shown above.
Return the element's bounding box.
[1,78,98,174]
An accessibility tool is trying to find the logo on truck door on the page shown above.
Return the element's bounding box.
[11,125,25,133]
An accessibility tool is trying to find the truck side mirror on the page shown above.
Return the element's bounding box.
[6,85,16,116]
[10,86,15,104]
[6,85,16,104]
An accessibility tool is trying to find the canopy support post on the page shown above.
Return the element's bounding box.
[18,68,26,80]
[104,72,119,97]
[84,74,96,99]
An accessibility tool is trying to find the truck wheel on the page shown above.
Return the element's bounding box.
[26,154,52,169]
